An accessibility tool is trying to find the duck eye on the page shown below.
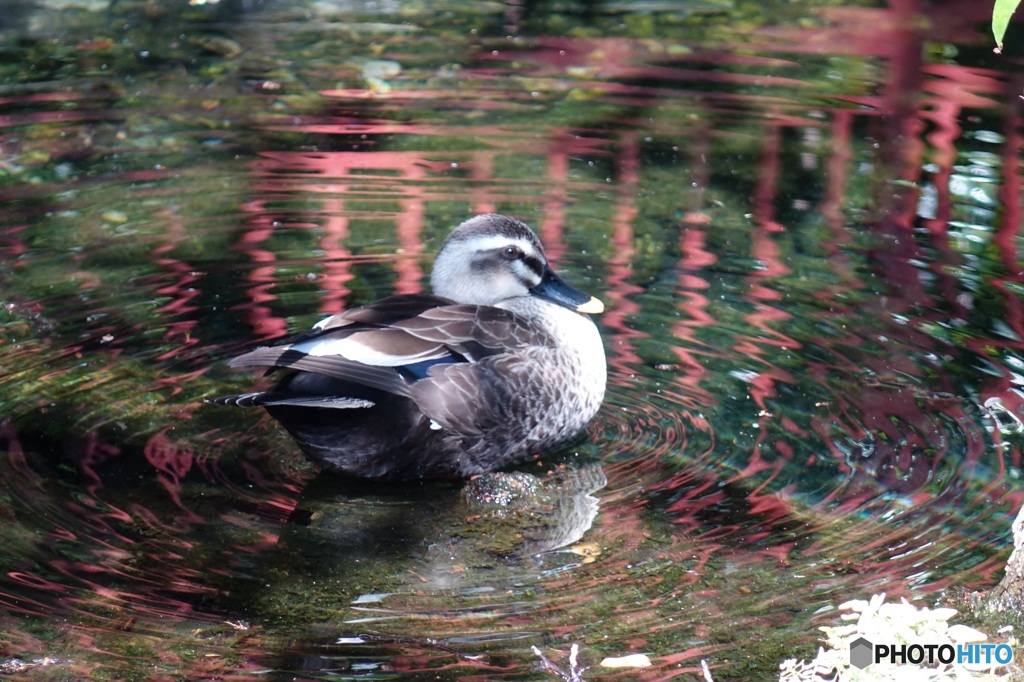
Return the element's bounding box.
[501,245,522,260]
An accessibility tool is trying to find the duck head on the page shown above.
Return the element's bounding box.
[430,214,603,314]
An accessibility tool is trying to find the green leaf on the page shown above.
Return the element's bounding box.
[993,0,1022,52]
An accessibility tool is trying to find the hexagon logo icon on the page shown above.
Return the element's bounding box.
[849,636,874,669]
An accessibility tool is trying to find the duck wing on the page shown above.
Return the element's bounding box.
[227,295,544,400]
[408,349,555,440]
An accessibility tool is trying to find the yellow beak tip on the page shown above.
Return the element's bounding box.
[576,297,605,314]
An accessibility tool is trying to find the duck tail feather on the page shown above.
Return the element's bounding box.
[257,396,376,409]
[206,392,267,407]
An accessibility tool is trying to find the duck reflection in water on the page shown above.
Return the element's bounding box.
[216,214,607,480]
[274,463,608,594]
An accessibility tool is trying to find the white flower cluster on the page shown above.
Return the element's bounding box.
[779,593,1015,682]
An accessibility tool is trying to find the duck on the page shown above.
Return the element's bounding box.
[216,214,606,480]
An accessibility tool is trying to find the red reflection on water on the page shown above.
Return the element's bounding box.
[751,123,786,235]
[602,132,645,378]
[672,222,716,405]
[318,202,355,315]
[234,208,290,342]
[74,428,123,496]
[150,208,203,363]
[0,109,105,129]
[144,429,204,524]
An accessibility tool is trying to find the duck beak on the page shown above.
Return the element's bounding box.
[530,266,605,314]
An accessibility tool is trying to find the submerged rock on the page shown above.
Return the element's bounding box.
[459,463,607,557]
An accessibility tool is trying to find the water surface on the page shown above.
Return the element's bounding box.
[1,0,1023,679]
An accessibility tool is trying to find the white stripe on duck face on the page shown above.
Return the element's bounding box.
[460,235,539,257]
